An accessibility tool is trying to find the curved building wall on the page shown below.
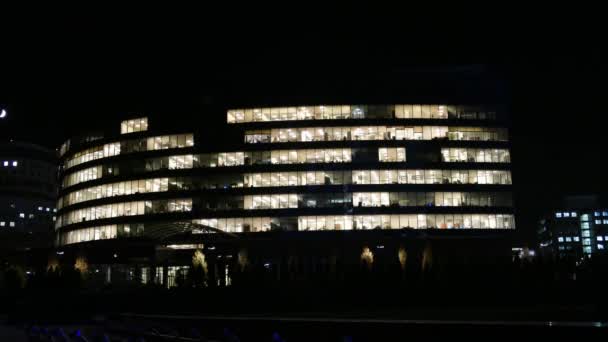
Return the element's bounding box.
[55,106,515,246]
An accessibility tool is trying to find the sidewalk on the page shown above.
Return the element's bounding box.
[0,324,26,342]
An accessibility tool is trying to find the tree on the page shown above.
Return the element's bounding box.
[360,246,374,271]
[421,242,433,273]
[74,256,89,275]
[189,249,208,287]
[398,246,408,282]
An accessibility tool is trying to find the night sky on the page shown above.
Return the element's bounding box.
[1,14,606,244]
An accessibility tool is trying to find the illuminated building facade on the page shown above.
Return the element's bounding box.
[55,105,515,286]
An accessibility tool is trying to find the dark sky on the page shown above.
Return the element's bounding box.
[0,13,606,243]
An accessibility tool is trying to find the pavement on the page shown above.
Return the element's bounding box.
[0,324,27,342]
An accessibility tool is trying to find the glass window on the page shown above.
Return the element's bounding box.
[230,105,497,123]
[245,126,506,144]
[121,117,148,134]
[378,147,406,162]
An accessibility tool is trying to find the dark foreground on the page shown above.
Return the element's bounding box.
[5,314,608,342]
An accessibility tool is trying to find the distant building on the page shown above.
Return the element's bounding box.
[538,195,608,258]
[0,141,57,252]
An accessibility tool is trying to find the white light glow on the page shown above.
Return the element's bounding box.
[0,109,6,118]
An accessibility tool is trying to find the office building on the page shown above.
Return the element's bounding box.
[55,105,515,286]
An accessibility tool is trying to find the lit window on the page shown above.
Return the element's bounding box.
[53,209,57,213]
[378,147,406,162]
[583,238,591,246]
[604,211,608,217]
[595,212,600,217]
[2,161,7,167]
[581,222,590,229]
[573,237,580,242]
[19,213,24,218]
[557,237,564,242]
[563,212,570,217]
[9,222,15,227]
[596,220,602,224]
[598,236,604,241]
[604,220,608,224]
[28,214,34,219]
[555,213,562,218]
[46,208,50,212]
[584,246,592,254]
[565,237,572,242]
[581,214,589,221]
[0,222,4,227]
[571,212,577,217]
[121,117,148,134]
[582,230,591,237]
[38,207,43,211]
[598,244,605,250]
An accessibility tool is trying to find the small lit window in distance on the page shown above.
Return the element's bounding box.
[555,213,562,218]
